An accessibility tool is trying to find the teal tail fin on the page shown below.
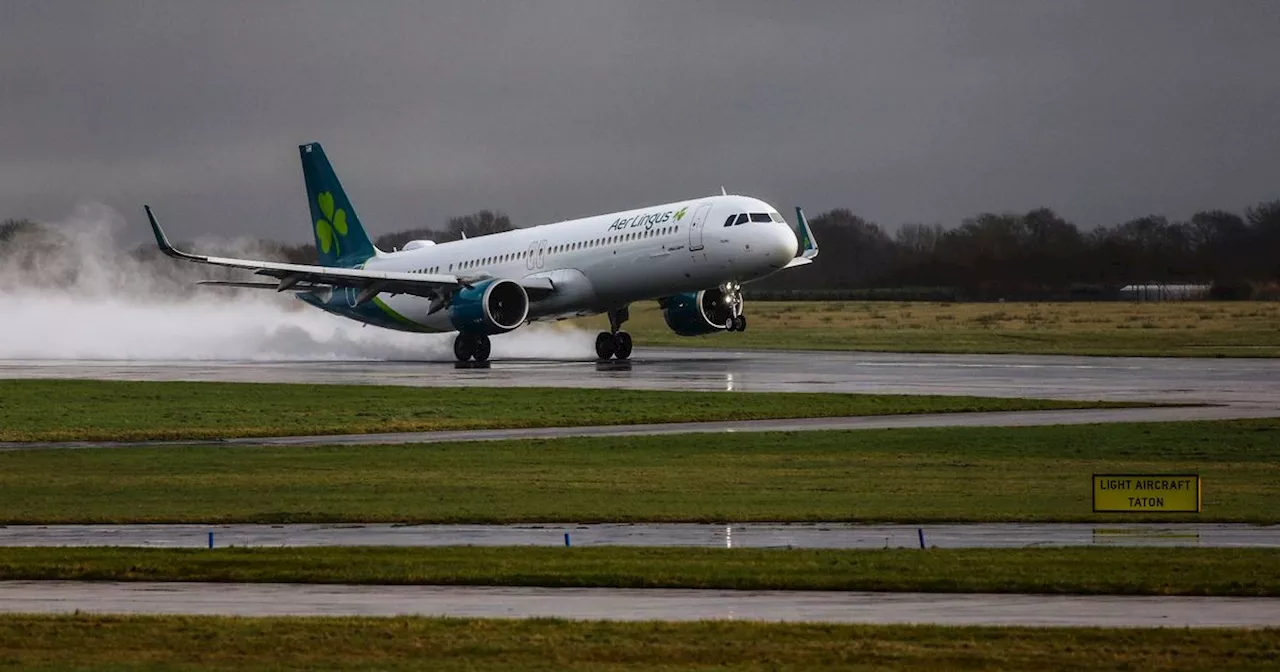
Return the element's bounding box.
[300,142,378,267]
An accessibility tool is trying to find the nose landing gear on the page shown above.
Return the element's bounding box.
[596,306,633,360]
[453,332,492,362]
[722,282,747,332]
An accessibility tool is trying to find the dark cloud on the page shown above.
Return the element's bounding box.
[3,0,1278,243]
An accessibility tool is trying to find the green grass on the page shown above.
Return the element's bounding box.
[570,300,1280,357]
[0,379,1125,442]
[1,419,1276,524]
[1,547,1277,596]
[1,616,1276,671]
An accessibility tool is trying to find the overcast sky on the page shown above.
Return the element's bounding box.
[3,1,1278,243]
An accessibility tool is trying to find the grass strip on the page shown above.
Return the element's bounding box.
[0,379,1129,442]
[0,419,1275,524]
[0,547,1277,596]
[1,615,1276,671]
[571,300,1280,357]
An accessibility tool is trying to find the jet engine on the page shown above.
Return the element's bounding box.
[660,288,735,336]
[449,279,529,335]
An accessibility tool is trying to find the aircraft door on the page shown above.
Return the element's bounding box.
[526,241,538,271]
[687,203,712,252]
[536,239,546,269]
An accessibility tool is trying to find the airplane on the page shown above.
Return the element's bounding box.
[145,142,819,362]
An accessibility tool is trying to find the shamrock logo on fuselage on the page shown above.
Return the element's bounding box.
[674,206,688,221]
[315,191,348,255]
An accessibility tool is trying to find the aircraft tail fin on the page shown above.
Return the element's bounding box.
[300,142,379,267]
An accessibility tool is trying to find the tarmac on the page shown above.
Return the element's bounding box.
[3,522,1276,549]
[2,581,1277,627]
[3,348,1279,405]
[3,348,1278,451]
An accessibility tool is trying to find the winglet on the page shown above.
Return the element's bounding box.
[144,205,206,262]
[795,206,819,260]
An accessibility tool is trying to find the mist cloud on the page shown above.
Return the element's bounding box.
[0,205,596,361]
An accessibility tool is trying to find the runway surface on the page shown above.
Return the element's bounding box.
[4,522,1276,549]
[4,348,1280,406]
[4,348,1278,450]
[3,581,1277,626]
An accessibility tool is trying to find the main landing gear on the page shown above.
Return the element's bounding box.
[453,332,491,362]
[596,306,633,360]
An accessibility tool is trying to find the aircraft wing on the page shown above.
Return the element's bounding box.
[145,206,555,302]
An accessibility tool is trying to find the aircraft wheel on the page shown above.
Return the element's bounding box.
[595,331,616,359]
[614,331,633,359]
[453,333,474,362]
[473,335,492,362]
[732,315,747,332]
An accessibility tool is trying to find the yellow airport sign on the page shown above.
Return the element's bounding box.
[1092,474,1201,513]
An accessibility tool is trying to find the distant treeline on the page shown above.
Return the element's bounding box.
[4,200,1278,300]
[757,201,1280,300]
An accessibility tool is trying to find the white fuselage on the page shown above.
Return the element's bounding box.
[336,194,798,332]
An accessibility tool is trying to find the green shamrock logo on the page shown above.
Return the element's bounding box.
[315,191,348,255]
[674,206,688,221]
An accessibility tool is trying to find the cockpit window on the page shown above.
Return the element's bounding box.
[769,212,785,223]
[750,213,771,223]
[723,214,736,227]
[734,213,749,225]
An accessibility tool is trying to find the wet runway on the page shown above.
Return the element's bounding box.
[4,348,1280,408]
[3,522,1276,549]
[4,349,1277,450]
[2,581,1277,626]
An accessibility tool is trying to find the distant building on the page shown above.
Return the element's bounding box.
[1118,283,1210,301]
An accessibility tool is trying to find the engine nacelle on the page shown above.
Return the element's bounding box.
[660,288,734,336]
[449,279,530,335]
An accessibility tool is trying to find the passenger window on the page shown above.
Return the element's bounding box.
[751,213,771,222]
